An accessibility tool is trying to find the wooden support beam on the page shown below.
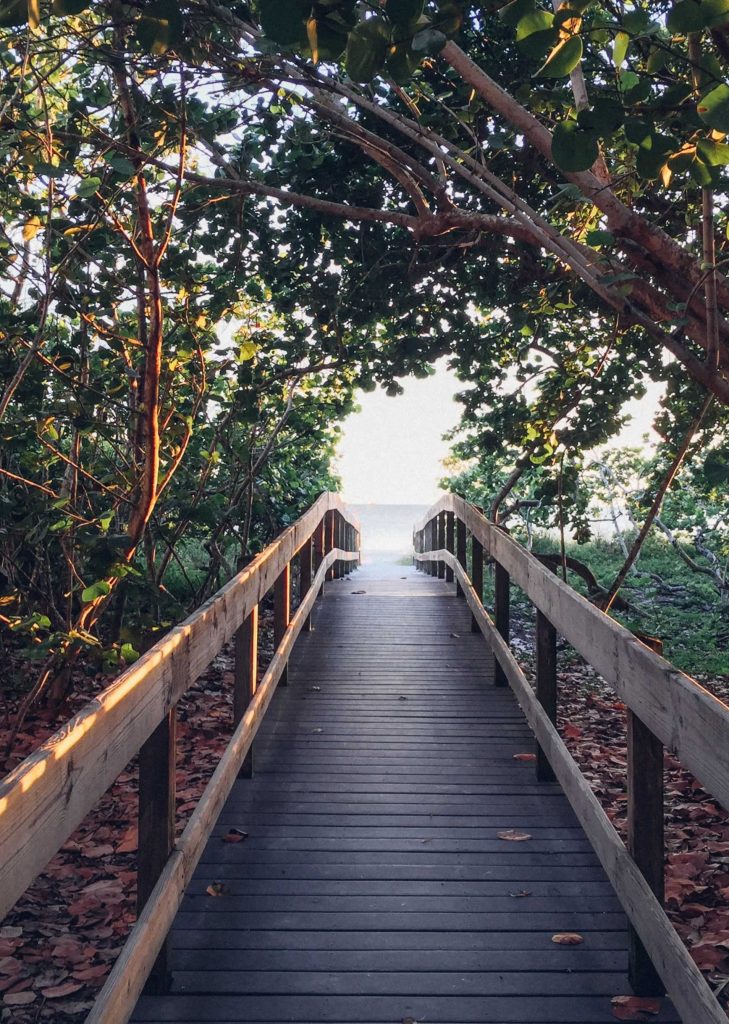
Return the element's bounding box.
[456,516,467,597]
[137,710,175,993]
[314,516,325,601]
[437,513,446,579]
[445,511,455,583]
[326,510,336,581]
[234,605,258,777]
[274,563,291,686]
[471,536,483,633]
[628,637,665,997]
[494,562,510,688]
[535,610,557,782]
[299,538,313,631]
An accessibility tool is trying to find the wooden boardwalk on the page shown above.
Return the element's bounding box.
[132,563,679,1023]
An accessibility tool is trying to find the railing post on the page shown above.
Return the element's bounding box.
[628,637,665,997]
[314,516,325,601]
[299,538,313,631]
[445,511,455,583]
[471,535,483,632]
[326,509,336,581]
[437,512,446,579]
[336,513,344,578]
[455,516,466,597]
[274,562,291,686]
[494,561,510,687]
[137,708,175,993]
[234,604,258,776]
[535,610,557,782]
[430,519,437,576]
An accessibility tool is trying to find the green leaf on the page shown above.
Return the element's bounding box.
[258,0,309,45]
[646,46,669,74]
[667,0,705,31]
[700,0,729,27]
[689,153,717,185]
[577,96,624,135]
[613,30,630,66]
[624,116,653,144]
[77,176,101,198]
[622,9,650,33]
[345,16,390,81]
[411,26,447,54]
[385,0,424,25]
[697,136,729,165]
[698,83,729,132]
[103,155,136,177]
[385,41,421,83]
[635,133,676,179]
[498,0,535,28]
[586,229,615,246]
[535,34,582,78]
[704,450,729,486]
[516,9,558,57]
[121,642,140,663]
[81,580,112,603]
[552,121,599,172]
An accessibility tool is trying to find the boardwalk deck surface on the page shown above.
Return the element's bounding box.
[133,563,679,1023]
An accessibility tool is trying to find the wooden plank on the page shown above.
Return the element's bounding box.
[169,928,625,951]
[131,993,681,1023]
[86,547,353,1024]
[442,552,724,1024]
[174,947,627,972]
[169,969,628,996]
[0,494,358,921]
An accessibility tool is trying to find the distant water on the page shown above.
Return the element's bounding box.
[350,503,429,564]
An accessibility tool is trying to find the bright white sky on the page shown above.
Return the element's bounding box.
[335,361,663,506]
[336,360,460,505]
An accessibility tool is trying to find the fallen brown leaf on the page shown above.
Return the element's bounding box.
[497,830,532,842]
[513,753,536,761]
[611,995,661,1020]
[552,933,584,945]
[3,991,36,1005]
[222,829,248,844]
[42,981,85,999]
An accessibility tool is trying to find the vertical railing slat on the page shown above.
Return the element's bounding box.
[628,636,665,996]
[137,709,176,993]
[494,562,510,688]
[535,610,557,782]
[234,605,258,777]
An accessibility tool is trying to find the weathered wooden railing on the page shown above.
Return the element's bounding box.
[414,493,729,1024]
[0,492,360,1023]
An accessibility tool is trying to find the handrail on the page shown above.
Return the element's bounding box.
[413,493,728,1024]
[0,492,360,1023]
